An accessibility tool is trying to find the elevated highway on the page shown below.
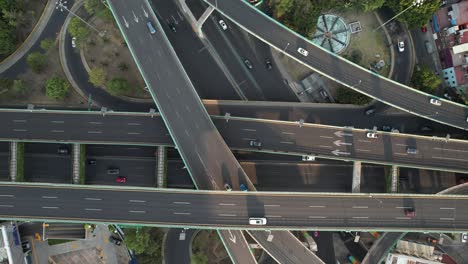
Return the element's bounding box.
[202,0,468,131]
[2,109,467,173]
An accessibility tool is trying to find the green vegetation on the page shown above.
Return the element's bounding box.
[410,65,442,93]
[16,142,24,182]
[385,166,392,193]
[191,253,208,264]
[40,38,55,51]
[124,227,163,264]
[336,86,372,105]
[68,17,90,43]
[12,79,28,96]
[84,0,113,20]
[385,0,440,29]
[89,67,107,87]
[26,52,48,73]
[271,0,385,37]
[0,78,13,92]
[0,20,15,56]
[0,0,23,56]
[106,78,130,96]
[79,144,86,184]
[45,76,69,100]
[47,239,72,246]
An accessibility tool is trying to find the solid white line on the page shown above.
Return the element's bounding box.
[308,216,327,219]
[50,130,64,133]
[13,120,26,122]
[51,121,64,124]
[173,202,191,205]
[432,156,468,162]
[394,153,408,156]
[85,208,102,211]
[395,206,412,209]
[280,141,294,144]
[395,217,411,220]
[87,131,102,134]
[352,216,369,219]
[309,205,325,208]
[440,207,455,210]
[129,200,146,203]
[265,204,280,207]
[433,147,468,153]
[266,215,282,218]
[318,145,333,149]
[242,128,256,132]
[127,123,141,126]
[219,203,236,206]
[352,206,369,209]
[42,206,59,209]
[357,149,371,152]
[0,205,14,207]
[0,195,14,197]
[13,129,27,132]
[282,132,295,135]
[41,196,57,199]
[129,210,146,214]
[396,144,408,147]
[440,218,455,221]
[85,198,102,201]
[173,212,191,215]
[320,136,333,139]
[218,214,236,217]
[358,140,371,143]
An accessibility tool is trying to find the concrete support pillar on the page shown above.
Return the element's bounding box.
[391,166,399,193]
[196,6,214,36]
[9,142,17,181]
[72,144,80,184]
[352,161,362,193]
[157,146,167,188]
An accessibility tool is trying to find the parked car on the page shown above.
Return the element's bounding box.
[398,41,405,52]
[218,20,227,30]
[249,217,267,225]
[297,47,309,56]
[109,236,122,245]
[71,37,76,48]
[244,59,253,70]
[116,176,127,183]
[430,98,442,106]
[224,183,232,191]
[420,26,427,32]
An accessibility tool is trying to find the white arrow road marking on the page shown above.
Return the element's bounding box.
[332,149,351,156]
[334,131,353,137]
[142,5,148,18]
[132,11,139,23]
[333,140,352,147]
[228,230,236,243]
[122,16,129,28]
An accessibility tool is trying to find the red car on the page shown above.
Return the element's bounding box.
[116,176,127,183]
[421,26,427,33]
[404,208,416,217]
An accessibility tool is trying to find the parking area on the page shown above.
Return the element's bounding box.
[24,143,72,183]
[85,145,157,187]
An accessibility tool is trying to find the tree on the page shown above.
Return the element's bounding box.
[106,78,130,95]
[26,52,48,73]
[89,67,106,87]
[411,65,441,93]
[68,17,90,42]
[350,0,385,12]
[191,253,208,264]
[11,79,28,95]
[84,0,112,20]
[40,38,55,51]
[336,86,373,105]
[0,78,13,91]
[385,0,440,28]
[46,77,69,100]
[118,62,128,71]
[0,20,16,56]
[124,227,163,263]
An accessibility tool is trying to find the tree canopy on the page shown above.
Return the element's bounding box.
[46,76,69,100]
[26,52,48,73]
[89,67,106,87]
[106,78,130,95]
[385,0,440,28]
[124,227,163,263]
[410,65,442,93]
[336,86,373,105]
[68,17,90,42]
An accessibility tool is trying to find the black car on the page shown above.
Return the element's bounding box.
[57,146,69,155]
[169,23,176,33]
[109,236,122,246]
[364,107,375,116]
[265,59,272,70]
[244,59,253,70]
[87,159,96,165]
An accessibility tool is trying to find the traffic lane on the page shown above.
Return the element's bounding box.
[24,154,71,183]
[150,0,239,100]
[250,230,324,264]
[218,230,257,264]
[204,0,468,130]
[214,118,468,172]
[86,145,157,158]
[85,156,156,187]
[202,12,264,100]
[108,0,249,190]
[164,228,196,264]
[3,112,170,144]
[25,142,68,155]
[0,142,10,180]
[2,185,468,229]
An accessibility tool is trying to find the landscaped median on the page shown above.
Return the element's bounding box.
[16,142,24,182]
[79,144,86,184]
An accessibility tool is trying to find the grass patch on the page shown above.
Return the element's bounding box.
[385,166,392,193]
[47,239,72,246]
[79,144,86,184]
[162,147,167,188]
[16,142,24,182]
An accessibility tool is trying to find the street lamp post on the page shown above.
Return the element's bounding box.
[374,0,425,32]
[55,0,105,36]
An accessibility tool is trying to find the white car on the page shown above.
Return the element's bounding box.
[430,98,442,106]
[249,217,267,225]
[302,155,315,161]
[219,20,227,30]
[366,132,378,139]
[398,41,404,52]
[71,37,76,48]
[297,47,309,56]
[462,233,468,243]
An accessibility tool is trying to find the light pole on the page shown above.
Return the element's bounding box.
[374,0,425,32]
[55,0,105,36]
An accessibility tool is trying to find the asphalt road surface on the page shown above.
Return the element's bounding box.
[1,184,468,231]
[1,111,467,173]
[24,143,72,183]
[0,142,9,181]
[164,228,197,264]
[203,0,468,131]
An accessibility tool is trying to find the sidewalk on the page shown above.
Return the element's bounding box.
[0,0,56,74]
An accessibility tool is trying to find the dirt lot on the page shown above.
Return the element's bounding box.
[83,17,149,99]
